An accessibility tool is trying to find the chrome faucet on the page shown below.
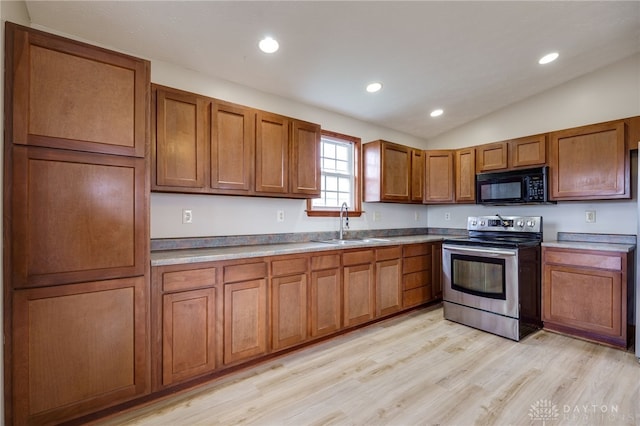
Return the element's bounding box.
[339,202,349,240]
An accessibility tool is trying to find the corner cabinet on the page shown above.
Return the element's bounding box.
[5,23,150,425]
[542,246,633,348]
[549,121,629,200]
[152,85,320,199]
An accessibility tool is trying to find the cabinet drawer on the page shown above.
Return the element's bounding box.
[403,270,431,290]
[311,254,340,271]
[544,249,622,271]
[271,257,308,277]
[343,249,375,266]
[224,262,267,283]
[163,267,217,292]
[376,246,401,261]
[403,243,430,257]
[403,255,431,274]
[403,285,432,308]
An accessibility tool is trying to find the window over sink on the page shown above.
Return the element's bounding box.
[306,130,362,217]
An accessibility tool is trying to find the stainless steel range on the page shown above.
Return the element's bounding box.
[442,215,543,341]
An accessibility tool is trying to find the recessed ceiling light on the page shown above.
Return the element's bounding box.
[538,52,559,65]
[366,82,383,93]
[430,109,444,118]
[259,36,279,53]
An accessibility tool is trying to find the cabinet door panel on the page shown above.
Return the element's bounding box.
[12,146,146,288]
[256,112,289,194]
[223,279,268,364]
[343,264,375,327]
[272,274,308,350]
[376,259,402,317]
[163,288,218,386]
[543,265,622,338]
[410,149,424,203]
[290,120,321,196]
[476,142,508,172]
[310,269,342,337]
[455,148,476,202]
[155,87,207,189]
[382,143,410,201]
[550,121,628,200]
[8,23,148,157]
[212,101,254,191]
[12,277,148,425]
[424,150,454,203]
[510,134,546,168]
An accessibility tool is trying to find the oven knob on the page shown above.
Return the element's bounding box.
[471,219,477,226]
[527,220,535,227]
[480,220,486,226]
[516,220,525,228]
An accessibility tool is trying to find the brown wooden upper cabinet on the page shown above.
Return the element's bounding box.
[152,85,320,198]
[423,148,475,204]
[455,147,476,203]
[153,87,209,190]
[549,120,629,200]
[7,23,149,158]
[211,100,254,192]
[424,150,455,203]
[476,134,546,172]
[364,140,420,203]
[410,149,424,203]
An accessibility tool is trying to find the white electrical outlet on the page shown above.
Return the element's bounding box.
[414,211,420,221]
[585,210,596,223]
[444,212,451,221]
[277,210,285,222]
[182,209,193,224]
[373,211,381,222]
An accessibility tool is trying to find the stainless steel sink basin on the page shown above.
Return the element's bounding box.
[316,238,391,245]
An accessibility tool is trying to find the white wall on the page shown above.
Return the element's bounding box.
[151,60,430,238]
[427,54,640,240]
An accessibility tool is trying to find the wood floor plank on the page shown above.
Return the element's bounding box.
[98,306,640,425]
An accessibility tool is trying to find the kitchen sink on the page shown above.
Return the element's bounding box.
[316,238,391,245]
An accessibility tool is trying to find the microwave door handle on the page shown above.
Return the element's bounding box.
[443,246,516,257]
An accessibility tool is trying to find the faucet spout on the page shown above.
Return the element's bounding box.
[339,202,349,240]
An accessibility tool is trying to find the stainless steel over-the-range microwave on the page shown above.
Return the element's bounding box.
[476,166,554,205]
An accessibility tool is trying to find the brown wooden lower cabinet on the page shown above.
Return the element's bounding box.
[375,246,403,317]
[162,287,219,386]
[343,249,376,327]
[402,243,433,308]
[271,256,309,351]
[12,276,148,425]
[309,253,342,338]
[542,246,632,348]
[223,277,268,365]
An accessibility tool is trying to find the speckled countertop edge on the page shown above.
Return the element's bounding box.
[151,234,453,266]
[542,232,636,253]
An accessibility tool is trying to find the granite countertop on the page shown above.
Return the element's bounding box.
[541,232,636,253]
[541,240,635,253]
[151,234,450,266]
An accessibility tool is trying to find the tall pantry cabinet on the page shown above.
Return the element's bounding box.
[4,23,150,425]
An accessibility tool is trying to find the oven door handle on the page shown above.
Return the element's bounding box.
[443,245,517,257]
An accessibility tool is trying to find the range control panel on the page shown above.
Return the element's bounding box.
[467,215,542,233]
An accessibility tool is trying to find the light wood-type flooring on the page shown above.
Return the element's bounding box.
[100,306,640,426]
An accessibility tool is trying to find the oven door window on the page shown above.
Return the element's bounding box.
[450,254,506,300]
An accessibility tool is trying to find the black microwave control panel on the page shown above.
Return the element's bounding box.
[525,175,546,201]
